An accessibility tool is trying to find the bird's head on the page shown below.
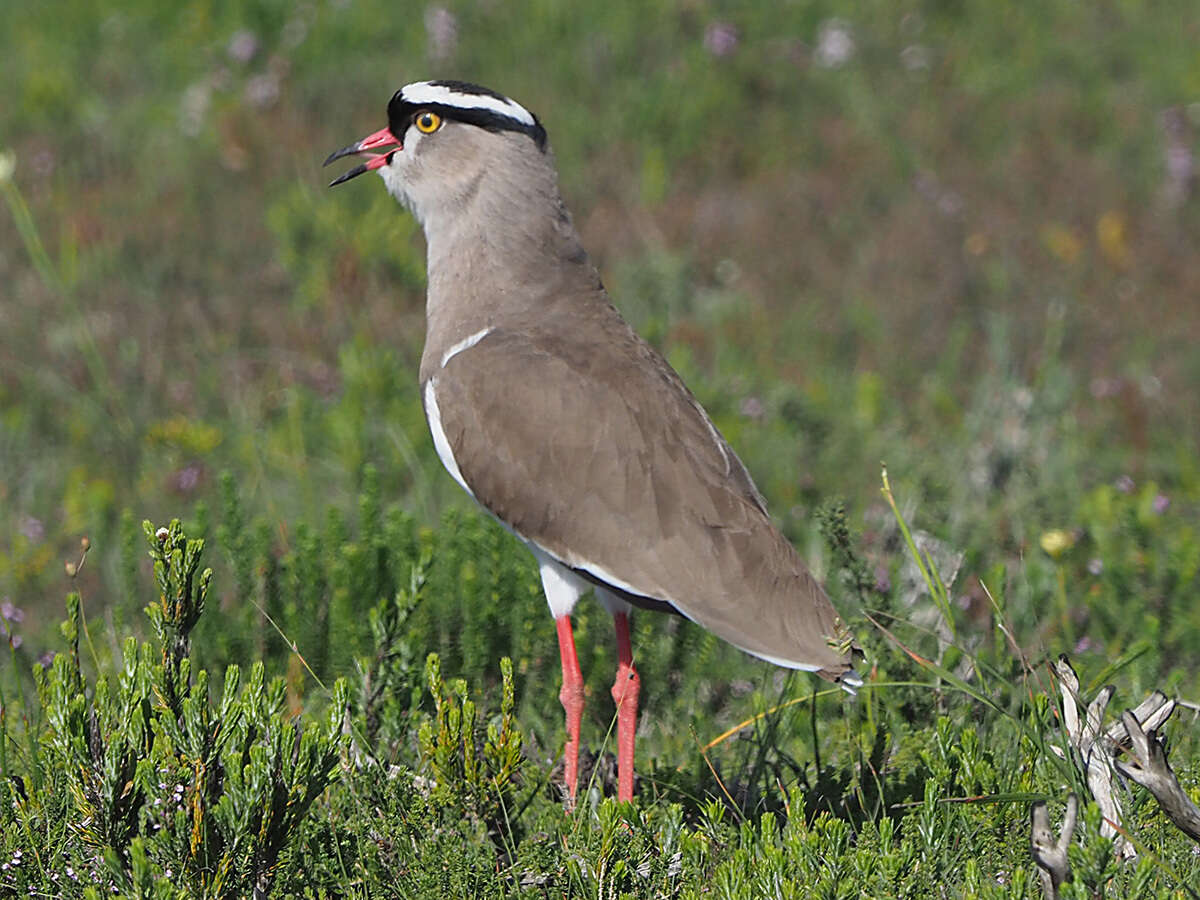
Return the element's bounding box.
[324,80,549,228]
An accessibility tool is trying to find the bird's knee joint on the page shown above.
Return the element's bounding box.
[611,665,640,705]
[559,681,585,709]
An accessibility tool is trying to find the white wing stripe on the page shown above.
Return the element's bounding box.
[440,327,493,369]
[576,560,652,601]
[424,378,474,498]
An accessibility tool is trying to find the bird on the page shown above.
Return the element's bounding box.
[325,79,861,804]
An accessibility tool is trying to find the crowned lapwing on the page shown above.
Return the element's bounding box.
[326,80,861,803]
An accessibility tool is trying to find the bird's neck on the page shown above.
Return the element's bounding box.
[418,177,602,382]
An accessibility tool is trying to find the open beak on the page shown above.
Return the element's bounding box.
[323,127,400,186]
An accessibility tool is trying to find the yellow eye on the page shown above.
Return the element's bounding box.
[415,111,442,134]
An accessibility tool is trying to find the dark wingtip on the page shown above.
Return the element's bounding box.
[328,162,369,187]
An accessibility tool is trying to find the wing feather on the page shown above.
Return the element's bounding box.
[428,319,854,677]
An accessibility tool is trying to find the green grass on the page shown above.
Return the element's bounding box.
[2,0,1199,895]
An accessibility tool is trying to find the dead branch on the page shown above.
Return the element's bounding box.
[1114,709,1200,843]
[1048,654,1199,868]
[1053,657,1135,859]
[1031,794,1078,899]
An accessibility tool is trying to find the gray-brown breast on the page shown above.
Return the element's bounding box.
[424,294,855,679]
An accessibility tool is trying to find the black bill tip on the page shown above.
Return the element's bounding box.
[323,140,364,168]
[328,162,370,187]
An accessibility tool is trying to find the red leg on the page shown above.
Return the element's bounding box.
[555,615,585,804]
[610,611,640,802]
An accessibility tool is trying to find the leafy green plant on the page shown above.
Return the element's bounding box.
[417,654,528,842]
[352,540,427,754]
[3,0,1200,894]
[20,520,348,897]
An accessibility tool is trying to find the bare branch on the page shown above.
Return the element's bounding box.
[1031,794,1077,899]
[1054,656,1081,744]
[1104,691,1173,747]
[1052,658,1135,858]
[1114,709,1200,844]
[1082,684,1114,756]
[1045,654,1200,873]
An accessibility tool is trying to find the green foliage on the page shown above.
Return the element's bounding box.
[4,0,1199,622]
[267,179,425,311]
[1069,480,1200,688]
[2,496,1199,895]
[816,498,877,608]
[7,521,347,897]
[415,653,527,841]
[353,537,427,752]
[143,519,210,709]
[1061,802,1121,900]
[2,0,1200,895]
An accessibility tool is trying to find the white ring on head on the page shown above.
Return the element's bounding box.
[400,82,536,127]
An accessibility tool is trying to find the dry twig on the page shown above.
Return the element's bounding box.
[1113,709,1200,843]
[1052,657,1135,859]
[1031,794,1078,899]
[1037,654,1199,896]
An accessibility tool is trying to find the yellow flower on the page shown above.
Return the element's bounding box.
[964,232,989,256]
[1040,529,1076,560]
[1040,224,1083,265]
[1097,211,1131,268]
[146,416,224,454]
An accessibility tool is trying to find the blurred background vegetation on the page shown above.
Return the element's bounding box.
[4,0,1198,679]
[1,0,1199,890]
